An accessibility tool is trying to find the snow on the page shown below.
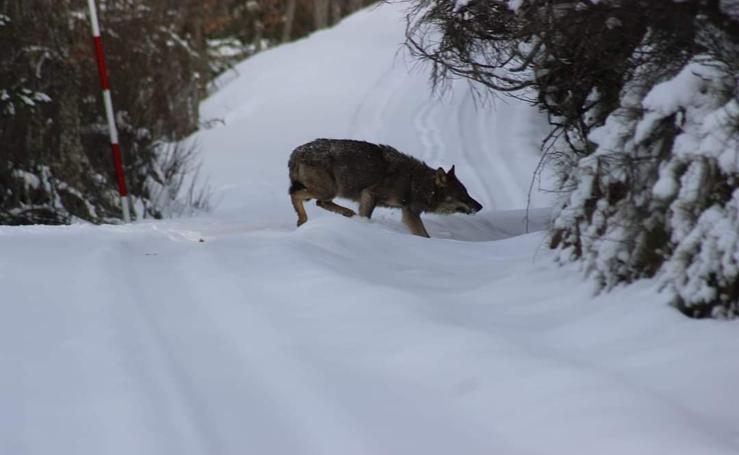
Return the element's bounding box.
[637,57,739,315]
[199,3,551,223]
[641,62,717,116]
[2,3,739,455]
[653,162,680,200]
[507,0,525,12]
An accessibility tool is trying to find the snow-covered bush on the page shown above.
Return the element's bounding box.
[407,0,738,317]
[550,23,738,317]
[552,54,738,317]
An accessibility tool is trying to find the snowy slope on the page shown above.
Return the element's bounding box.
[196,2,551,240]
[2,3,739,455]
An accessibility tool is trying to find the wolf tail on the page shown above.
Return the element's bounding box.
[289,180,305,194]
[288,152,304,194]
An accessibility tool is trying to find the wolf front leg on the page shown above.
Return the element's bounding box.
[358,189,377,218]
[402,207,430,238]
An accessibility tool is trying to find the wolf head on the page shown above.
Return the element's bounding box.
[432,166,483,215]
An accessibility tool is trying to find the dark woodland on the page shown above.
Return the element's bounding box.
[0,0,368,224]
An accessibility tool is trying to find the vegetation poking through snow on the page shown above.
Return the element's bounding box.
[1,2,210,224]
[0,0,370,225]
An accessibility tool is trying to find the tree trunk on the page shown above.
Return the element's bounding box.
[314,0,330,30]
[282,0,296,43]
[349,0,364,13]
[254,20,265,52]
[331,0,342,25]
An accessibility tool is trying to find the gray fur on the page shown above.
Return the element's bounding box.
[288,139,482,237]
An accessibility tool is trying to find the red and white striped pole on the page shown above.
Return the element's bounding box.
[86,0,131,222]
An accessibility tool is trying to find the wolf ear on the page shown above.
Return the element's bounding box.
[447,165,456,177]
[435,167,447,186]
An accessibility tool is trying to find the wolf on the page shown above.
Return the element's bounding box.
[288,139,483,237]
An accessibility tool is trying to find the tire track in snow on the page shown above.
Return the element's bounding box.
[103,241,225,455]
[453,90,500,205]
[344,52,533,211]
[162,241,376,454]
[413,84,527,210]
[102,236,377,454]
[474,96,531,208]
[358,63,536,210]
[413,94,446,166]
[348,61,404,140]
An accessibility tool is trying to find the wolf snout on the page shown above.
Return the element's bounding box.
[457,200,482,214]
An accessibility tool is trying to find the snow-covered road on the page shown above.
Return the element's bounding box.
[2,3,738,455]
[3,218,738,454]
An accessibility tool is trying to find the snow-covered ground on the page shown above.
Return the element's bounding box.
[2,3,738,455]
[197,2,552,237]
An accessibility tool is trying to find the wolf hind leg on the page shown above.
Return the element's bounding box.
[291,164,357,224]
[290,186,311,226]
[316,200,356,218]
